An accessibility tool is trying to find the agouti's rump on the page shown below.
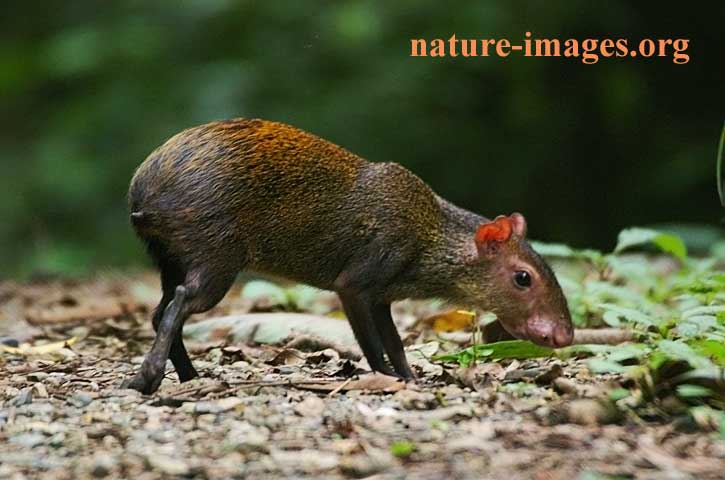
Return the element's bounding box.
[124,118,574,394]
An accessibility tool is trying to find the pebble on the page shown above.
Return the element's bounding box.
[294,395,326,417]
[226,422,270,451]
[147,454,190,476]
[9,388,33,407]
[271,448,340,473]
[10,432,46,449]
[340,453,390,478]
[0,336,19,347]
[68,392,94,408]
[193,396,244,414]
[394,389,438,410]
[91,453,117,477]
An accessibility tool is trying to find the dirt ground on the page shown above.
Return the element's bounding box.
[0,275,723,480]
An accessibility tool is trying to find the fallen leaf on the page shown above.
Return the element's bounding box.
[422,310,476,333]
[268,348,306,366]
[300,373,406,393]
[1,336,79,356]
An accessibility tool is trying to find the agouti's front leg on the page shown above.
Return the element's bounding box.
[335,243,415,380]
[371,302,414,379]
[338,291,396,376]
[338,291,413,379]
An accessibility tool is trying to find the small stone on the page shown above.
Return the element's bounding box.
[10,432,46,448]
[194,396,244,414]
[9,388,33,407]
[294,396,326,417]
[226,422,270,451]
[340,453,389,478]
[341,447,393,478]
[91,453,117,477]
[25,402,54,416]
[394,390,437,410]
[0,336,19,347]
[565,398,621,425]
[271,449,339,473]
[552,377,579,395]
[147,455,189,476]
[68,392,94,408]
[32,383,49,398]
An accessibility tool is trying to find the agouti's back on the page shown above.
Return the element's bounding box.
[129,118,442,289]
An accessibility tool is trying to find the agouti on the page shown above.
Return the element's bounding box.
[124,118,574,394]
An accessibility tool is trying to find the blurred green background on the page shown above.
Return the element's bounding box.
[1,1,723,277]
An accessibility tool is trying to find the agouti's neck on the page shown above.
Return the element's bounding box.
[392,198,487,302]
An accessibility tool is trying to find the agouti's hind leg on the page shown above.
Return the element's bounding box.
[155,266,197,382]
[125,267,237,394]
[124,285,190,394]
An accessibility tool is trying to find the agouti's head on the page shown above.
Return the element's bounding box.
[465,213,574,348]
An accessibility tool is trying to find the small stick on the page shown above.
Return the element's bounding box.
[327,377,353,397]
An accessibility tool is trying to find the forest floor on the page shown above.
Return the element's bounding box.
[0,274,723,480]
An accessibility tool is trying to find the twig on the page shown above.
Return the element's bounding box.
[327,377,353,397]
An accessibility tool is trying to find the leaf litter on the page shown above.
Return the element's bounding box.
[1,227,724,479]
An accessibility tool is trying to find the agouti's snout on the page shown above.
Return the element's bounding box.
[526,316,575,348]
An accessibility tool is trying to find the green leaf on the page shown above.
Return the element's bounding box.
[607,343,649,363]
[579,473,630,480]
[433,340,554,366]
[588,358,627,374]
[676,384,713,398]
[676,315,718,337]
[614,227,687,261]
[656,340,714,369]
[390,440,416,457]
[608,388,631,401]
[596,303,657,327]
[691,339,725,366]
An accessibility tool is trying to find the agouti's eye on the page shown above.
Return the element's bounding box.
[513,270,532,289]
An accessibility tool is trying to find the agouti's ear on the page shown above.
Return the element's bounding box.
[475,213,527,256]
[475,215,512,252]
[509,212,527,238]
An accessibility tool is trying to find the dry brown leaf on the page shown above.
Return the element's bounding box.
[300,373,406,393]
[268,347,306,366]
[455,362,506,390]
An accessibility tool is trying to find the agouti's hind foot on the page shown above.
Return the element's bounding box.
[122,368,165,395]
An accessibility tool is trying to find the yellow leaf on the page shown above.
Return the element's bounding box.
[429,310,476,333]
[0,337,79,356]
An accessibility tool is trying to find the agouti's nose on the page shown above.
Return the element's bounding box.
[527,318,574,348]
[552,324,574,347]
